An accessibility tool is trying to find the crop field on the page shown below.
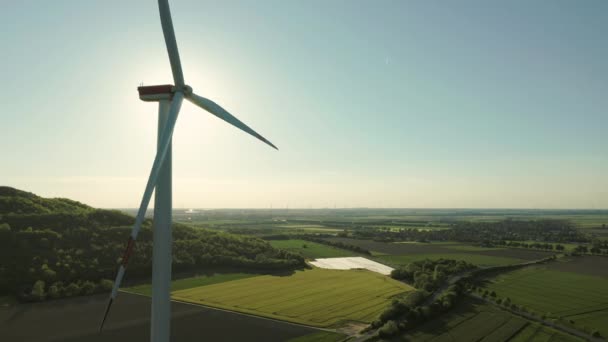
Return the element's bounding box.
[546,256,608,277]
[0,292,318,342]
[269,239,357,258]
[172,268,414,327]
[402,299,581,342]
[127,272,257,296]
[323,237,551,267]
[482,258,608,337]
[510,323,584,342]
[287,331,346,342]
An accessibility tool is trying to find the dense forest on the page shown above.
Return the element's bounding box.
[0,187,305,301]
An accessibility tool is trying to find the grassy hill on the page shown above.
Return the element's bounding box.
[0,187,305,302]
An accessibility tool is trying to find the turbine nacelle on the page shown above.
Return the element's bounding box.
[138,84,192,102]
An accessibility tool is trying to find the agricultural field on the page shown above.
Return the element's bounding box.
[481,257,608,337]
[126,272,257,297]
[402,299,582,342]
[323,237,553,267]
[269,239,358,258]
[0,292,319,342]
[287,331,346,342]
[510,323,585,342]
[172,268,414,327]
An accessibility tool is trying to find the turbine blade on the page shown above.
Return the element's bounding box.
[187,93,278,150]
[158,0,185,87]
[99,92,184,333]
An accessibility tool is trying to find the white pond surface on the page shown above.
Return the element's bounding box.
[309,257,394,275]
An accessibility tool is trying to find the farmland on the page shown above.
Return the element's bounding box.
[322,237,554,267]
[126,272,257,297]
[0,292,319,342]
[269,239,358,258]
[172,268,414,327]
[402,298,582,342]
[481,257,608,337]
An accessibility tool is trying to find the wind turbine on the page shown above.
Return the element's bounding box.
[99,1,277,341]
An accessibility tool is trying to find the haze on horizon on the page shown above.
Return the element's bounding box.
[1,0,607,209]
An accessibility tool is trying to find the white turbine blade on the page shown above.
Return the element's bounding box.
[99,92,184,332]
[187,93,278,150]
[158,0,185,87]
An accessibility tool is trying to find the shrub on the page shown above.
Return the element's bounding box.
[81,281,96,295]
[378,320,400,338]
[30,280,46,301]
[47,282,62,299]
[97,279,113,292]
[63,282,81,297]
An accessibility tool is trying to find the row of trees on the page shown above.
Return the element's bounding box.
[372,282,468,338]
[348,219,588,244]
[390,259,476,292]
[496,240,565,250]
[298,235,371,255]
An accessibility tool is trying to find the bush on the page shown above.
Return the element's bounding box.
[30,280,46,301]
[47,282,62,299]
[81,281,96,295]
[63,282,81,297]
[592,331,601,338]
[378,320,400,338]
[97,279,113,292]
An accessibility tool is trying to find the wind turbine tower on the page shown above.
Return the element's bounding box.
[99,1,277,341]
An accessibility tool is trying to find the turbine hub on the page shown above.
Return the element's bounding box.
[179,84,193,96]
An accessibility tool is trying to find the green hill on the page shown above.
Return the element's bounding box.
[0,187,305,302]
[0,187,91,215]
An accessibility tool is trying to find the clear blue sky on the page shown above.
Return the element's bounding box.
[1,0,606,209]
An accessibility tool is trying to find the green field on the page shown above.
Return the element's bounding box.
[482,262,608,337]
[376,253,523,268]
[325,237,550,267]
[126,273,256,297]
[510,323,585,342]
[403,299,581,342]
[287,331,346,342]
[444,245,507,252]
[269,239,357,258]
[172,268,414,327]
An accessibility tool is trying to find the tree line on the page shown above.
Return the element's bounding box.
[347,219,588,245]
[390,258,476,292]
